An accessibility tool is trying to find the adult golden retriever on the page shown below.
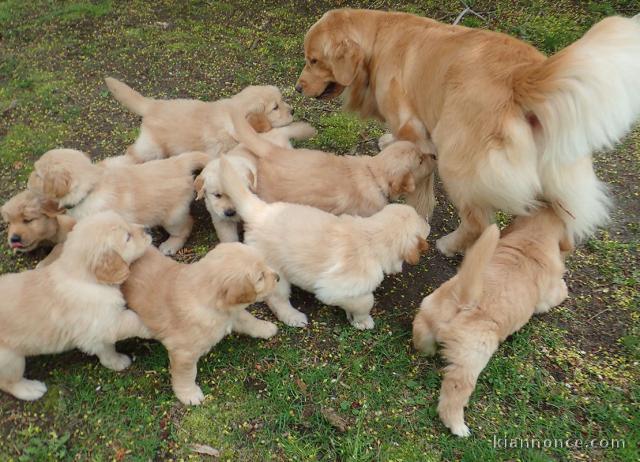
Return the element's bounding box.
[296,9,640,255]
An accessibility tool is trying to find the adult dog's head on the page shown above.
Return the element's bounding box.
[1,190,73,252]
[295,9,367,100]
[62,211,151,285]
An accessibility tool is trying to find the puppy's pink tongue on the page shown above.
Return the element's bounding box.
[10,242,23,249]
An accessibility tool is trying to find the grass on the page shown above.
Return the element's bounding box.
[0,0,639,461]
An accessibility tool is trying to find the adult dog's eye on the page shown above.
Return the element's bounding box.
[310,58,317,65]
[23,218,34,224]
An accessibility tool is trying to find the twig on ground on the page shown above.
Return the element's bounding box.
[452,1,487,25]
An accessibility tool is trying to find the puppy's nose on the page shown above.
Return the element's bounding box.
[224,209,236,217]
[10,234,21,243]
[295,83,303,93]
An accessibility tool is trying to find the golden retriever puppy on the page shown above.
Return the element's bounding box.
[412,206,572,436]
[230,109,435,217]
[28,148,209,255]
[0,211,151,401]
[122,244,278,405]
[298,10,640,253]
[1,190,74,253]
[194,121,317,242]
[219,157,430,329]
[105,77,294,162]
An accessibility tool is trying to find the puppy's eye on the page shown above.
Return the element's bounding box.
[258,272,264,281]
[310,58,317,65]
[273,104,279,111]
[23,218,34,224]
[126,232,132,242]
[211,192,222,199]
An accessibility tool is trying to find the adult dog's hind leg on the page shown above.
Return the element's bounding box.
[436,205,493,257]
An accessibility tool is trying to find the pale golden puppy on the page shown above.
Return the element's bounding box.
[219,157,430,329]
[194,121,317,242]
[122,244,278,405]
[230,109,435,217]
[28,149,209,255]
[298,10,640,254]
[0,211,151,401]
[105,77,294,162]
[1,190,74,253]
[412,206,572,436]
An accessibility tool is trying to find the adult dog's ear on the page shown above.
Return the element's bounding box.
[390,172,416,197]
[220,276,256,308]
[194,173,205,200]
[331,38,364,86]
[247,112,272,133]
[92,250,130,285]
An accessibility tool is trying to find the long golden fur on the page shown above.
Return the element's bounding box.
[229,109,435,217]
[298,9,640,254]
[219,157,430,329]
[105,77,294,162]
[122,244,278,405]
[27,148,209,255]
[0,211,151,401]
[1,190,74,253]
[412,207,572,436]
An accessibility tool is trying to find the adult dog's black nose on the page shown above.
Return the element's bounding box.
[224,209,236,217]
[295,84,302,93]
[10,234,21,243]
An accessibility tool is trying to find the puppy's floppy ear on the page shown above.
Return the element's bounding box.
[92,250,130,285]
[331,38,364,86]
[220,275,257,308]
[389,172,415,197]
[55,214,76,238]
[194,173,205,200]
[247,112,272,133]
[42,199,63,218]
[245,167,258,193]
[43,168,71,199]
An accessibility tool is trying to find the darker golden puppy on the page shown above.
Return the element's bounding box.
[298,9,640,255]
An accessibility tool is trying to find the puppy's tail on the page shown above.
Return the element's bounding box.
[453,224,499,308]
[230,109,278,159]
[173,151,211,175]
[105,77,152,116]
[219,156,266,221]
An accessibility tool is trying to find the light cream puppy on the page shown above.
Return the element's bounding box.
[1,190,75,253]
[28,149,209,255]
[194,121,317,242]
[230,109,434,217]
[0,211,151,401]
[122,244,279,405]
[412,207,572,437]
[105,77,294,162]
[219,158,430,329]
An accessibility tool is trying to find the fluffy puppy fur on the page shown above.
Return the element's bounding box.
[219,157,430,329]
[194,121,317,242]
[230,109,435,217]
[105,77,294,162]
[122,244,279,405]
[298,9,640,253]
[28,149,209,255]
[1,190,74,253]
[0,211,151,401]
[412,207,572,436]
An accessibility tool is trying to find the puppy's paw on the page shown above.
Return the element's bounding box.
[450,422,471,438]
[378,133,395,150]
[436,235,457,257]
[254,321,278,339]
[159,240,181,256]
[100,353,132,371]
[280,310,308,328]
[347,313,375,330]
[175,385,205,406]
[10,379,48,401]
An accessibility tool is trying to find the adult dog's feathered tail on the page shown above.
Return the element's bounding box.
[230,109,278,158]
[219,157,266,221]
[454,224,499,308]
[515,14,640,238]
[105,77,152,116]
